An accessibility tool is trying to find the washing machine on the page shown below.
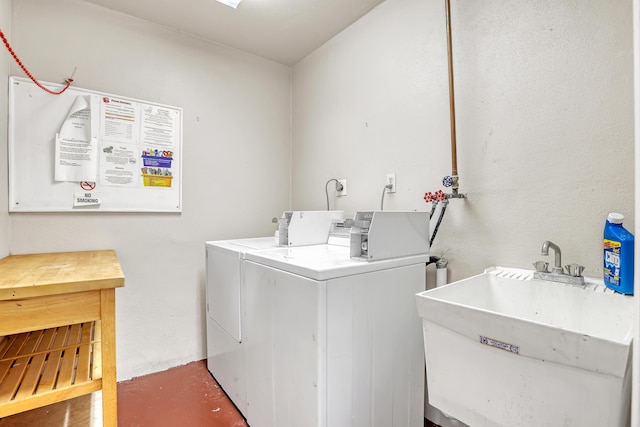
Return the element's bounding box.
[242,211,430,427]
[205,211,344,413]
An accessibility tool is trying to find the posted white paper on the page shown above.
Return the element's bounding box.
[55,95,98,182]
[141,105,178,148]
[100,96,139,143]
[73,191,102,207]
[99,142,139,187]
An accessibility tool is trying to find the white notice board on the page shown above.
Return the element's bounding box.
[8,76,183,212]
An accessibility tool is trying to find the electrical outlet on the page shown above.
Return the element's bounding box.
[337,179,347,196]
[386,173,396,193]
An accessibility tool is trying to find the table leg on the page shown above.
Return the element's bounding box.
[100,289,118,427]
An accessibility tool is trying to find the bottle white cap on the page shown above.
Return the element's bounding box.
[607,213,624,224]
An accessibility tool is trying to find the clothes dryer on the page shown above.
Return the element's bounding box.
[205,211,344,413]
[205,237,276,413]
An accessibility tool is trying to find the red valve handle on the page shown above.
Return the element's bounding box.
[423,190,446,203]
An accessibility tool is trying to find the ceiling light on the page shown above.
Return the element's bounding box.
[215,0,242,8]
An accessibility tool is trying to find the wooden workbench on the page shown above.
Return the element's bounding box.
[0,250,124,426]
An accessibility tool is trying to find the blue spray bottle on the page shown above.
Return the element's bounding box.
[603,213,634,295]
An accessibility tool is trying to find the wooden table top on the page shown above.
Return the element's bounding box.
[0,250,124,300]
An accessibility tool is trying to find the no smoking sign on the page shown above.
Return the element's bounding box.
[80,181,96,191]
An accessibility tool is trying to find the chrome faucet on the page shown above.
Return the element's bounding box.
[533,240,585,286]
[541,240,562,274]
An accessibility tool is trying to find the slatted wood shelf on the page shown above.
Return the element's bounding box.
[0,322,103,416]
[0,250,124,426]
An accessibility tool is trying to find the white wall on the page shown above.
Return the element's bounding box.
[0,1,11,258]
[4,0,635,387]
[633,0,640,424]
[293,0,634,284]
[8,0,291,380]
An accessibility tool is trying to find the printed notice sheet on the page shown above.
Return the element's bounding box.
[99,142,139,187]
[141,105,178,148]
[55,95,99,182]
[139,105,177,188]
[100,96,138,143]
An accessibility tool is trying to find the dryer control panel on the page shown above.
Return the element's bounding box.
[274,210,344,247]
[350,211,429,261]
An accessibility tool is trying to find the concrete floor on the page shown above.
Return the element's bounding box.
[0,359,440,426]
[0,360,246,427]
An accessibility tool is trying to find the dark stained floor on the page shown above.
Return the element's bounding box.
[0,360,246,427]
[117,360,248,427]
[0,359,439,426]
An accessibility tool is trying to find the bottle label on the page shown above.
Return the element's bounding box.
[604,239,621,287]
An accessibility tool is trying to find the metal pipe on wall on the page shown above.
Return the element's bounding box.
[445,0,457,177]
[444,0,464,199]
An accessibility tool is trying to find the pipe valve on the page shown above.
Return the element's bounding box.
[424,190,446,203]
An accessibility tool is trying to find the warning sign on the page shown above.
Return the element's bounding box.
[80,181,96,191]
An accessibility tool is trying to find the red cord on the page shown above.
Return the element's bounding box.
[0,29,74,95]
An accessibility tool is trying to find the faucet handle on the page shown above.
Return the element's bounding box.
[564,264,585,277]
[533,261,549,273]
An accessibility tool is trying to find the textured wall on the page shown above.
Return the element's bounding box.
[5,0,635,385]
[9,0,291,380]
[293,0,634,283]
[0,1,11,257]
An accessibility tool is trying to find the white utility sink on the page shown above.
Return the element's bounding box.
[416,266,634,427]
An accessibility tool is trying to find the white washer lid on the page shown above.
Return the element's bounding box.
[245,244,428,280]
[205,237,277,257]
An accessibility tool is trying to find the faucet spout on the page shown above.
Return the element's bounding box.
[541,240,562,272]
[534,240,584,285]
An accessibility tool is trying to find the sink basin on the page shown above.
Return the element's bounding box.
[415,266,634,427]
